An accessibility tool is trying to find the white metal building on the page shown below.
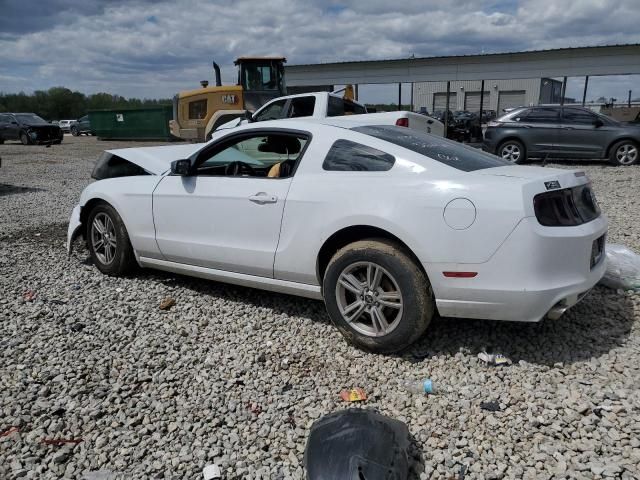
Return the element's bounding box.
[413,78,563,113]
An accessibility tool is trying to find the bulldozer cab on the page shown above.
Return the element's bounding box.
[236,57,287,112]
[169,56,287,142]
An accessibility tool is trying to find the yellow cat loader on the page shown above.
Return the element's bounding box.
[170,56,286,141]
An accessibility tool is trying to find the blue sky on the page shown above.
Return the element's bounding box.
[0,0,639,103]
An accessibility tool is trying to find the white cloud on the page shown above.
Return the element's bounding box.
[0,0,638,102]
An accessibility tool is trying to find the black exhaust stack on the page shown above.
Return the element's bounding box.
[213,61,222,87]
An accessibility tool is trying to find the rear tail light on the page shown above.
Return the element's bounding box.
[533,184,600,227]
[395,118,409,127]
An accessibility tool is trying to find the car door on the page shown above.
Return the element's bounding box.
[152,129,309,277]
[515,107,560,156]
[557,107,610,158]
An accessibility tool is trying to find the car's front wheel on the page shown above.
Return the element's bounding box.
[323,239,434,353]
[86,203,136,275]
[20,132,31,145]
[498,139,526,164]
[71,126,80,136]
[609,140,638,166]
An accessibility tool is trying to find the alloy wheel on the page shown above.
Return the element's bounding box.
[91,212,117,264]
[500,143,521,163]
[616,143,638,165]
[335,261,403,337]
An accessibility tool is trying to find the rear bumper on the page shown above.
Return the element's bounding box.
[430,215,608,322]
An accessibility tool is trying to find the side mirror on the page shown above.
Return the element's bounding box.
[593,119,604,128]
[170,159,192,176]
[245,110,255,122]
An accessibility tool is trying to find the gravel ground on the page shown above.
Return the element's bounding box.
[1,136,639,480]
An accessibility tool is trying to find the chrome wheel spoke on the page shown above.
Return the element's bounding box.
[378,291,402,309]
[367,264,383,290]
[339,273,364,295]
[343,300,366,322]
[370,306,390,334]
[92,218,105,234]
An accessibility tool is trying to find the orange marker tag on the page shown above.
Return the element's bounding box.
[339,387,367,402]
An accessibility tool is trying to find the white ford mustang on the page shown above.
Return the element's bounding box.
[68,119,608,353]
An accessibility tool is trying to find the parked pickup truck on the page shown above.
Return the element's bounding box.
[216,91,444,136]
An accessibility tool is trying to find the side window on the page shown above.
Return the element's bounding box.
[521,107,559,123]
[254,99,288,121]
[196,133,308,178]
[287,97,316,118]
[188,99,207,120]
[323,139,395,172]
[0,114,7,123]
[563,108,597,125]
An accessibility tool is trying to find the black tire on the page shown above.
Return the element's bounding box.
[497,139,526,164]
[20,132,31,145]
[323,239,434,353]
[608,139,638,166]
[71,126,80,136]
[86,203,136,276]
[0,138,4,144]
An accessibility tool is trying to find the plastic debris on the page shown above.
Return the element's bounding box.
[600,243,640,290]
[247,401,262,415]
[1,426,19,437]
[159,297,176,310]
[401,379,436,394]
[480,400,501,412]
[305,409,409,479]
[42,437,83,446]
[478,351,512,366]
[22,290,37,302]
[202,464,222,480]
[339,387,367,402]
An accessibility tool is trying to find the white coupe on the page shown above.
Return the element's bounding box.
[68,119,608,353]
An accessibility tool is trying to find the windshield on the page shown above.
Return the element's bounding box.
[352,125,510,172]
[241,62,284,92]
[15,114,49,125]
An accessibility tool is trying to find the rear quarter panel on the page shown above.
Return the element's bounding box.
[274,126,526,285]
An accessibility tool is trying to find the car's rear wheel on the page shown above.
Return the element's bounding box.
[86,203,136,276]
[71,126,80,136]
[609,140,638,166]
[20,132,31,145]
[323,239,434,353]
[498,139,526,164]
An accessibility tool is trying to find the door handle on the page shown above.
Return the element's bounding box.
[249,192,278,204]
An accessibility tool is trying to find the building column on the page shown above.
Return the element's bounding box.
[479,80,485,120]
[444,81,451,137]
[410,82,414,112]
[582,76,589,106]
[560,76,567,105]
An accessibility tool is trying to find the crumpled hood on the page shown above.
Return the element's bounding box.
[105,143,207,175]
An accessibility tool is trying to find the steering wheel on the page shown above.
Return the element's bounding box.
[224,161,255,176]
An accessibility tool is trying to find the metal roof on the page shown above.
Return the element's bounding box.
[288,44,640,67]
[285,44,640,86]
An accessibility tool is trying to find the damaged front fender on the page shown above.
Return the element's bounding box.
[66,205,82,255]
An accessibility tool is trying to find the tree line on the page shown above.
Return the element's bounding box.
[0,87,171,121]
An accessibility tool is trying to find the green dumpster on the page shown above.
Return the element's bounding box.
[89,106,174,141]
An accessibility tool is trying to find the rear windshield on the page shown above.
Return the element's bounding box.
[352,125,509,172]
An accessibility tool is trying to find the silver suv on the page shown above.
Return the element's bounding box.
[483,106,640,166]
